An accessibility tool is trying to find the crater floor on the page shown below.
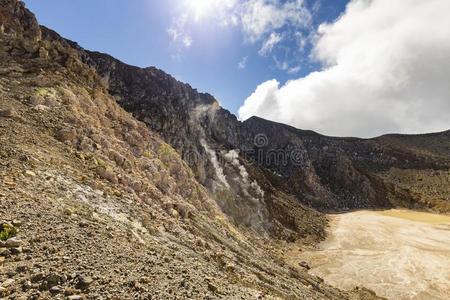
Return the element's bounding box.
[286,210,450,300]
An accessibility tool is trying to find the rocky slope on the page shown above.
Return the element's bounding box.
[0,0,384,299]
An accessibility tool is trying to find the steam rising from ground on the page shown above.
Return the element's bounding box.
[224,150,264,202]
[200,138,230,190]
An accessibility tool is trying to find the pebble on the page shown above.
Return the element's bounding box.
[31,273,44,283]
[139,276,151,284]
[16,265,28,273]
[22,281,32,292]
[207,282,218,293]
[0,248,10,257]
[76,276,94,290]
[11,220,22,227]
[24,170,36,177]
[34,104,50,111]
[299,261,311,270]
[64,287,79,296]
[45,273,63,287]
[1,278,15,288]
[226,265,237,274]
[5,237,23,248]
[0,108,17,118]
[10,246,22,255]
[50,285,63,294]
[68,295,83,300]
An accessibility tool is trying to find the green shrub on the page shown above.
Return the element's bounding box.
[158,143,176,160]
[35,87,56,98]
[0,223,17,241]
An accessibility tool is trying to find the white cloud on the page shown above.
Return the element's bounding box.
[294,31,308,52]
[273,56,300,74]
[311,0,321,15]
[241,0,311,42]
[167,13,192,49]
[238,56,248,69]
[287,65,300,74]
[182,36,192,48]
[240,79,281,119]
[259,32,283,56]
[239,0,450,137]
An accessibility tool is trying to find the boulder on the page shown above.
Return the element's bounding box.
[38,47,48,59]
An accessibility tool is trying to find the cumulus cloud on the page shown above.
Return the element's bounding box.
[239,0,450,137]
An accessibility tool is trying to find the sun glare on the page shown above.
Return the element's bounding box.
[186,0,214,21]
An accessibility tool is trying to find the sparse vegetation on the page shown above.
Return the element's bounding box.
[0,223,17,241]
[35,87,55,98]
[157,143,177,161]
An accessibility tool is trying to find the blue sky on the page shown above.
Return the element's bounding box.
[23,0,348,115]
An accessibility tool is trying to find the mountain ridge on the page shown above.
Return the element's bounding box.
[34,13,450,222]
[41,25,450,142]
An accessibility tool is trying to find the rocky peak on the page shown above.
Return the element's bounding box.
[0,0,41,41]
